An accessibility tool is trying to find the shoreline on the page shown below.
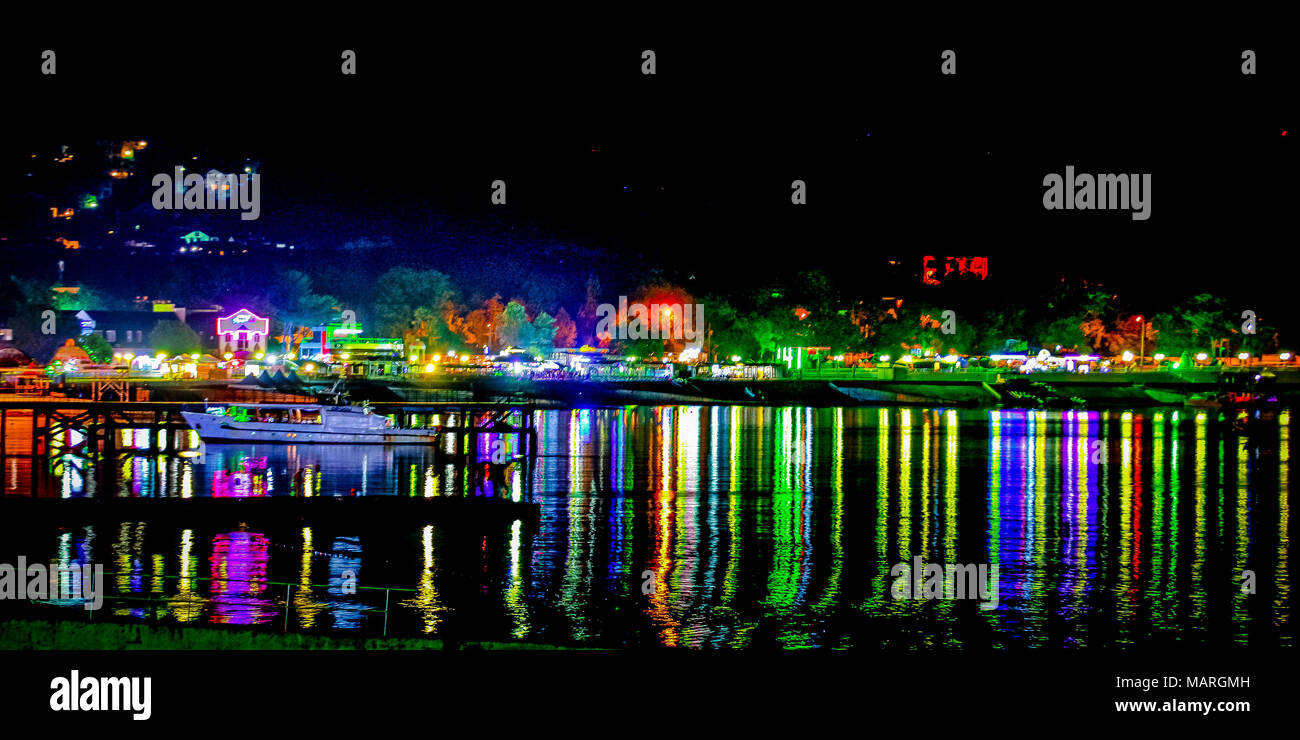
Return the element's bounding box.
[82,368,1297,409]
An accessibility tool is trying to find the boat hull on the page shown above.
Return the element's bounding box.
[181,412,441,445]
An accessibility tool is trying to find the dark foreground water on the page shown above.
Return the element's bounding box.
[1,406,1292,649]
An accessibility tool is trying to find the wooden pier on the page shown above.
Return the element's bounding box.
[1,399,541,501]
[1,399,538,458]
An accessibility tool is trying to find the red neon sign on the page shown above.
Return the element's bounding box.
[923,256,988,285]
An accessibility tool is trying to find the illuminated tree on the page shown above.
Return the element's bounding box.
[527,311,557,356]
[461,294,506,351]
[497,301,529,348]
[76,334,113,364]
[552,307,577,349]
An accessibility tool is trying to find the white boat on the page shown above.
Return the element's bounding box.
[181,403,442,444]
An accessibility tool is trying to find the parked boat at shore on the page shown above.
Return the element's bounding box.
[181,403,442,444]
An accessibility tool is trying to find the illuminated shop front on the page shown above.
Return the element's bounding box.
[217,309,270,356]
[297,322,408,376]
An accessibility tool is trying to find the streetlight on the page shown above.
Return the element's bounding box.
[1135,316,1144,370]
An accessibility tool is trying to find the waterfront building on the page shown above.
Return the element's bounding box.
[216,309,270,357]
[64,309,164,356]
[296,321,407,376]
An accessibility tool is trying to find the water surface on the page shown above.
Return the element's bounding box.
[1,406,1291,649]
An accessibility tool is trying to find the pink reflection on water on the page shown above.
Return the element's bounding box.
[208,530,274,624]
[211,456,269,497]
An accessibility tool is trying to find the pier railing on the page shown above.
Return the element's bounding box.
[3,570,425,639]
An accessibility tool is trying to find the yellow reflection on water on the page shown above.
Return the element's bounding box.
[1068,412,1091,612]
[874,409,890,606]
[1232,433,1251,635]
[728,406,741,493]
[169,528,202,622]
[920,410,932,563]
[504,518,529,638]
[1278,411,1291,640]
[295,527,327,629]
[648,489,679,646]
[943,410,958,565]
[1192,413,1208,622]
[1116,412,1135,629]
[898,409,912,564]
[1030,411,1048,631]
[1150,419,1170,623]
[401,525,444,634]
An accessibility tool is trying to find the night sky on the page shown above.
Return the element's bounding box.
[1,26,1295,314]
[0,20,1296,721]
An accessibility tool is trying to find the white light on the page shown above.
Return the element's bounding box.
[1122,351,1134,362]
[1196,352,1208,361]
